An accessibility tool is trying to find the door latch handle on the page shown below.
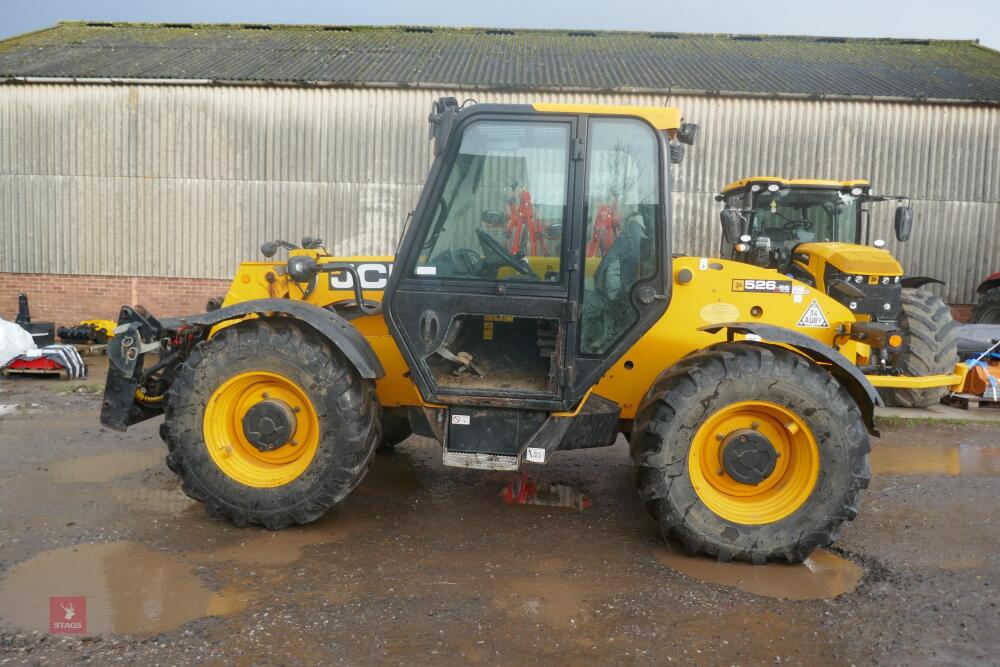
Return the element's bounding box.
[635,285,667,305]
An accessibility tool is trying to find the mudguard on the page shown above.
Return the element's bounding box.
[161,299,384,379]
[900,276,944,289]
[976,272,1000,294]
[700,322,882,436]
[101,300,384,431]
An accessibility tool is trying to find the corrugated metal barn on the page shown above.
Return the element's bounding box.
[1,21,999,322]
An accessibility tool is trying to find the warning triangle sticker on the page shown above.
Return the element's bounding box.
[796,299,829,328]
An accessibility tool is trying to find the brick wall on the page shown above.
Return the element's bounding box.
[949,304,973,324]
[0,273,231,330]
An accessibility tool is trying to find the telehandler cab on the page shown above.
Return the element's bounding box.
[103,100,913,564]
[717,177,960,408]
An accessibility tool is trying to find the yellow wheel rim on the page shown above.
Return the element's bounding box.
[203,371,320,488]
[688,401,819,525]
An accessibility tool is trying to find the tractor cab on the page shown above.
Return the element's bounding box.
[385,98,698,414]
[717,177,915,319]
[717,177,913,275]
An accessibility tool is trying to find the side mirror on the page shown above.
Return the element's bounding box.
[260,241,279,258]
[287,255,320,284]
[677,122,699,146]
[544,223,562,240]
[260,239,297,258]
[720,209,742,244]
[894,206,913,242]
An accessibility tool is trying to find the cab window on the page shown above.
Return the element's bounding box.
[748,189,859,252]
[414,120,570,282]
[579,118,660,354]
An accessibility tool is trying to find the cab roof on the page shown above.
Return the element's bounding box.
[721,176,870,194]
[532,103,682,130]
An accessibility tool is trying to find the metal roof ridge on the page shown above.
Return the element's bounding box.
[47,20,982,46]
[4,76,998,107]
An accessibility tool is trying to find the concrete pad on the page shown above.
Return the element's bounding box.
[876,401,1000,423]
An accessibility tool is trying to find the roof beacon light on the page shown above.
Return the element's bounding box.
[767,183,780,192]
[750,184,761,192]
[851,187,864,196]
[873,239,886,248]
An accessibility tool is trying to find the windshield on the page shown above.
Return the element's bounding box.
[747,188,859,245]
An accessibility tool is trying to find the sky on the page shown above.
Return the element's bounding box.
[1,0,998,49]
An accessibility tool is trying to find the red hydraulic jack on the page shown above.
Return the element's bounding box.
[506,185,550,257]
[500,475,591,510]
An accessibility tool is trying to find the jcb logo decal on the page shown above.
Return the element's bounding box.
[732,279,792,294]
[329,263,393,290]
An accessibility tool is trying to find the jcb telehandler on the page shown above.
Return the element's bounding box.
[101,100,956,564]
[716,177,960,408]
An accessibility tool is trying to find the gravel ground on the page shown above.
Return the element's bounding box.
[0,359,997,665]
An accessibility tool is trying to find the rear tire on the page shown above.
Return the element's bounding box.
[973,287,1000,324]
[630,343,870,564]
[160,319,380,529]
[881,288,958,408]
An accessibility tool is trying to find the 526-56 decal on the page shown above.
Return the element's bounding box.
[731,279,792,294]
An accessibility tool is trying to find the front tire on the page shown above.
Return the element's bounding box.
[881,288,958,408]
[630,343,870,564]
[160,319,380,529]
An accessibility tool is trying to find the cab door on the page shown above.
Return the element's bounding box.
[385,111,581,410]
[568,116,672,397]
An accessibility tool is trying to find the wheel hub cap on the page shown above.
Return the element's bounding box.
[242,400,297,452]
[721,429,778,485]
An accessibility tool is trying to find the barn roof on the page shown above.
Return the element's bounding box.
[2,21,999,103]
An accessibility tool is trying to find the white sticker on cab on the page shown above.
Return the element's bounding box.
[451,414,470,426]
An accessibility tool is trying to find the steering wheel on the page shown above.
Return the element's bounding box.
[451,248,483,275]
[475,228,538,278]
[783,219,813,232]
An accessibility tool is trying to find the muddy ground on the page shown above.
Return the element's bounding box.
[0,358,998,665]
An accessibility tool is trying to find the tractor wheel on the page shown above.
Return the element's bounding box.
[630,343,870,564]
[160,319,381,529]
[973,287,1000,324]
[880,288,958,408]
[377,409,412,451]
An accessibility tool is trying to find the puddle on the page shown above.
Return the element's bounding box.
[870,443,1000,476]
[0,542,247,636]
[50,450,164,484]
[0,403,20,417]
[355,453,421,497]
[653,544,862,600]
[192,512,358,566]
[491,576,593,629]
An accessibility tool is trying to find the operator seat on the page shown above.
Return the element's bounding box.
[581,213,646,353]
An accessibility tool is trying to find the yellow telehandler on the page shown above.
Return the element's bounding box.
[100,100,964,564]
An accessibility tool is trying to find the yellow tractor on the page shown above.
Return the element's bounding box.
[716,177,959,408]
[99,100,962,564]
